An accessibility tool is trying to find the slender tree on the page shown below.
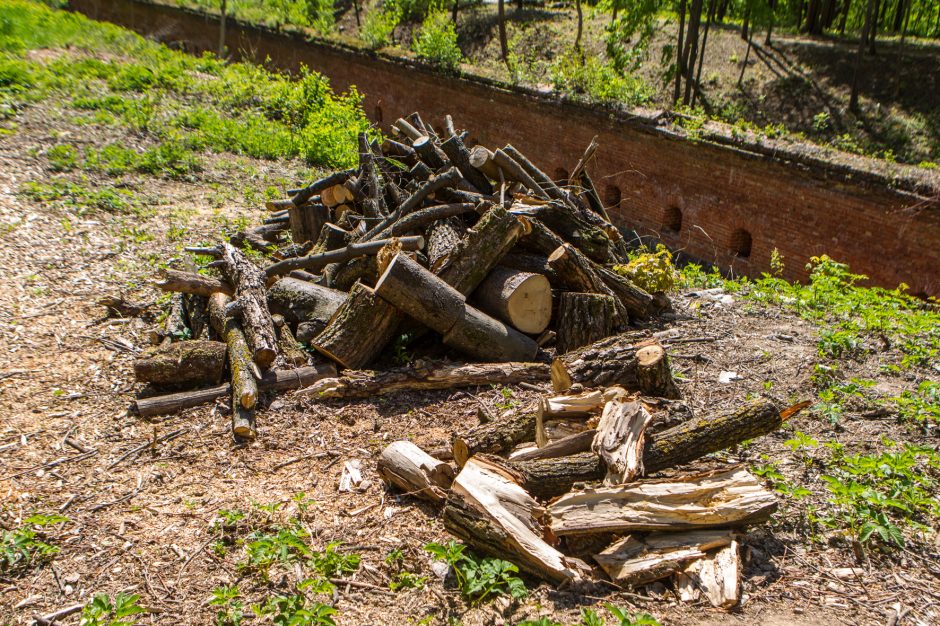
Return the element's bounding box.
[575,0,584,52]
[766,0,777,44]
[682,0,705,104]
[674,0,688,102]
[218,0,227,57]
[498,0,509,66]
[850,0,877,110]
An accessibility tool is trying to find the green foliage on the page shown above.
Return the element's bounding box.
[1,513,67,573]
[604,605,661,626]
[309,541,361,577]
[412,12,462,72]
[252,594,337,626]
[47,142,78,170]
[20,178,140,214]
[550,49,652,106]
[80,593,146,626]
[424,540,526,605]
[360,8,398,49]
[603,0,658,72]
[389,570,428,591]
[890,381,940,432]
[614,244,678,292]
[210,585,244,626]
[240,524,313,578]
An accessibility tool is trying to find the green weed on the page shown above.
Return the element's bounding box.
[1,513,68,573]
[424,540,527,605]
[412,12,462,72]
[79,592,146,626]
[210,585,244,626]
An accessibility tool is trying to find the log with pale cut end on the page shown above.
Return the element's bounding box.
[511,202,610,263]
[468,145,501,181]
[412,135,447,169]
[452,410,536,467]
[221,243,278,369]
[472,267,552,334]
[208,292,259,411]
[375,253,538,362]
[550,334,677,396]
[492,149,551,200]
[298,360,550,399]
[556,292,617,354]
[676,538,741,608]
[290,168,356,206]
[377,441,454,502]
[592,399,652,485]
[232,404,256,439]
[442,456,590,583]
[441,135,493,194]
[494,397,786,499]
[267,277,346,326]
[548,466,777,536]
[310,282,402,369]
[272,315,308,367]
[134,362,337,417]
[594,530,733,587]
[134,340,227,387]
[288,202,329,246]
[547,243,627,326]
[436,204,527,297]
[155,269,233,297]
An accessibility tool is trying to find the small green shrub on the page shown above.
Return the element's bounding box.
[80,592,146,626]
[412,12,461,72]
[1,513,68,573]
[360,8,397,49]
[424,540,526,605]
[550,49,652,106]
[614,244,678,293]
[47,143,78,171]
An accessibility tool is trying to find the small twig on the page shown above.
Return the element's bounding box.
[31,603,85,626]
[108,428,188,469]
[2,449,98,480]
[89,485,143,513]
[174,535,216,588]
[328,578,395,595]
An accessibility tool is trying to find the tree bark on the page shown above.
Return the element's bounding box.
[267,277,346,326]
[221,243,278,369]
[156,269,233,297]
[310,282,402,369]
[452,410,536,467]
[265,235,424,278]
[492,149,551,200]
[288,202,330,245]
[511,202,611,263]
[273,314,309,367]
[547,244,629,326]
[472,267,552,334]
[426,216,467,270]
[556,292,617,354]
[441,135,493,194]
[134,340,227,387]
[208,292,259,412]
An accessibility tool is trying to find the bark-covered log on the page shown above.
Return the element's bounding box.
[287,202,330,247]
[499,398,784,499]
[550,334,676,396]
[412,135,447,169]
[290,168,356,206]
[452,410,536,467]
[426,216,467,270]
[358,132,387,219]
[310,223,351,256]
[310,282,402,369]
[298,361,550,400]
[595,265,656,319]
[264,235,424,278]
[152,293,189,345]
[377,441,454,502]
[472,267,552,334]
[555,292,617,354]
[208,292,259,411]
[221,243,278,369]
[232,404,256,439]
[375,253,538,362]
[441,135,493,194]
[468,145,501,181]
[492,149,550,200]
[547,244,628,327]
[511,202,610,263]
[502,144,575,207]
[155,269,233,297]
[272,314,309,367]
[183,293,210,340]
[498,253,558,284]
[377,203,480,241]
[267,277,346,327]
[134,340,227,387]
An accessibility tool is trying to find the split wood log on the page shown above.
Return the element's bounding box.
[426,216,467,270]
[441,135,493,195]
[267,277,346,327]
[594,530,733,587]
[272,314,309,367]
[155,269,233,297]
[374,253,538,362]
[377,441,454,502]
[495,397,785,499]
[548,466,777,535]
[288,202,330,246]
[134,362,337,417]
[221,243,278,369]
[298,361,550,400]
[555,292,617,354]
[676,538,741,608]
[510,430,597,462]
[290,168,356,206]
[208,292,259,411]
[511,202,610,262]
[472,267,551,334]
[310,282,402,369]
[442,456,590,583]
[551,334,678,398]
[452,410,535,467]
[436,204,527,296]
[468,145,501,181]
[492,149,550,200]
[412,135,447,169]
[547,244,628,327]
[592,399,653,485]
[134,340,227,387]
[534,388,618,446]
[264,235,424,278]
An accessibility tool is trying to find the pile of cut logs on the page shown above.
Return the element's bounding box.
[132,112,803,603]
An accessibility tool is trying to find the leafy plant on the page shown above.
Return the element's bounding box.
[47,143,78,171]
[253,594,336,626]
[614,244,678,293]
[361,8,397,49]
[80,593,146,626]
[1,514,68,573]
[412,12,462,72]
[389,571,428,591]
[309,541,361,577]
[424,541,526,605]
[210,585,244,626]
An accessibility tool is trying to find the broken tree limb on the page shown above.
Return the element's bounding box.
[264,235,425,278]
[676,538,741,608]
[472,267,552,334]
[272,314,309,367]
[134,340,227,387]
[134,362,337,417]
[359,132,388,219]
[592,399,653,485]
[550,334,678,397]
[310,282,402,369]
[377,441,454,502]
[208,292,259,411]
[548,466,777,535]
[468,145,501,181]
[155,269,233,297]
[221,243,278,369]
[452,410,536,467]
[442,456,590,583]
[298,361,550,399]
[510,430,597,462]
[594,530,733,587]
[492,149,550,200]
[555,292,617,354]
[511,202,610,263]
[379,203,480,240]
[412,135,447,169]
[441,135,493,195]
[426,216,467,270]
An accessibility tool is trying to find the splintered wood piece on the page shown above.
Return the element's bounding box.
[551,334,678,397]
[535,388,624,447]
[273,315,308,367]
[267,277,346,326]
[298,361,550,400]
[221,243,278,369]
[592,399,652,485]
[310,282,402,369]
[208,292,259,411]
[548,467,777,536]
[676,538,741,608]
[377,441,454,502]
[594,530,733,587]
[452,410,535,467]
[472,267,552,334]
[133,340,227,388]
[556,292,617,354]
[510,430,596,461]
[442,456,589,583]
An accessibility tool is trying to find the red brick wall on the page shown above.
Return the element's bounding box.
[72,0,940,295]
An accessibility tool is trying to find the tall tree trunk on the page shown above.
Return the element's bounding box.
[218,0,227,57]
[691,0,716,107]
[517,0,523,10]
[765,0,777,44]
[850,0,877,110]
[498,0,509,66]
[674,0,688,103]
[804,0,821,33]
[716,0,730,21]
[892,0,905,32]
[822,0,837,28]
[683,0,704,104]
[742,1,751,39]
[575,0,584,52]
[869,0,881,53]
[452,0,459,24]
[737,29,753,87]
[839,0,851,34]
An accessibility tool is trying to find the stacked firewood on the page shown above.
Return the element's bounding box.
[132,112,801,601]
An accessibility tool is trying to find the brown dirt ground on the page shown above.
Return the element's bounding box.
[1,94,938,625]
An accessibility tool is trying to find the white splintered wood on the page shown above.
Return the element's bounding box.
[535,388,625,447]
[452,457,587,582]
[592,399,653,485]
[676,538,741,608]
[594,529,733,586]
[377,441,454,503]
[548,467,777,535]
